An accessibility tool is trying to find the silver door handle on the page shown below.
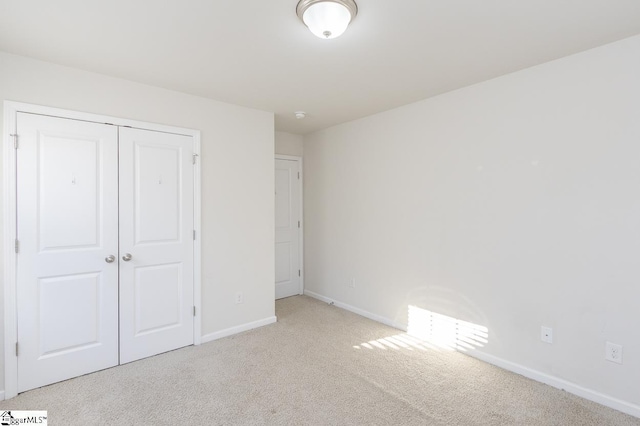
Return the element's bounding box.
[105,255,116,263]
[122,253,133,261]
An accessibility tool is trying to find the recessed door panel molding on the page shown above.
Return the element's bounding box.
[135,143,182,244]
[7,103,201,399]
[275,157,302,300]
[38,133,101,251]
[39,272,101,357]
[134,262,183,336]
[119,127,194,364]
[275,242,292,283]
[16,112,119,393]
[275,168,291,229]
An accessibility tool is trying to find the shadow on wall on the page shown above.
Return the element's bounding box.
[353,305,488,352]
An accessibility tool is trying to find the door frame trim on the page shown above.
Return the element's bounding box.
[275,154,304,297]
[3,101,202,399]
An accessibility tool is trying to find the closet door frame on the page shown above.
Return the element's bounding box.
[2,101,202,399]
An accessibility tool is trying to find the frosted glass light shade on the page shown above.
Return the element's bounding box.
[297,0,358,40]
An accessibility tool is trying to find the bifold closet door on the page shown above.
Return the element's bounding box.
[118,127,195,364]
[16,113,119,392]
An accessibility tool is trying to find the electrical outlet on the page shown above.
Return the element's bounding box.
[541,326,553,344]
[348,278,356,289]
[235,292,244,304]
[605,342,623,364]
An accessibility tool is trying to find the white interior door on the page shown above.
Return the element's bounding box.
[118,127,195,364]
[275,158,301,299]
[16,113,119,392]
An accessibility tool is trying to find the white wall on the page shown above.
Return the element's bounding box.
[0,52,275,389]
[275,131,304,157]
[303,35,640,413]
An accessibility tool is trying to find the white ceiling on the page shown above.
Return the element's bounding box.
[1,1,640,134]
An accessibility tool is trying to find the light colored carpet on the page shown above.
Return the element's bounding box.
[1,295,638,425]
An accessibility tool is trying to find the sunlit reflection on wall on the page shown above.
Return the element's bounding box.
[352,306,488,353]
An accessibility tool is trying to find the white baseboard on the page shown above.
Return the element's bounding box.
[0,390,5,401]
[201,316,277,344]
[303,289,640,419]
[304,290,407,331]
[467,350,640,419]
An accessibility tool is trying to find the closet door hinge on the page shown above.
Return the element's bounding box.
[192,153,199,165]
[14,239,19,254]
[298,221,300,228]
[193,306,196,317]
[298,270,301,277]
[10,134,18,149]
[297,172,300,179]
[193,230,196,241]
[15,342,19,357]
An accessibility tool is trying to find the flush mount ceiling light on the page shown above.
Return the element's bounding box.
[296,0,358,40]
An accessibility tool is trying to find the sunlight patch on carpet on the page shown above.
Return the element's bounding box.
[353,305,488,352]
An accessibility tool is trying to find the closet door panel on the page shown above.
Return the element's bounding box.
[16,113,119,393]
[118,127,194,364]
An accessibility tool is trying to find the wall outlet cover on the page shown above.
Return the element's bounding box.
[605,342,623,364]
